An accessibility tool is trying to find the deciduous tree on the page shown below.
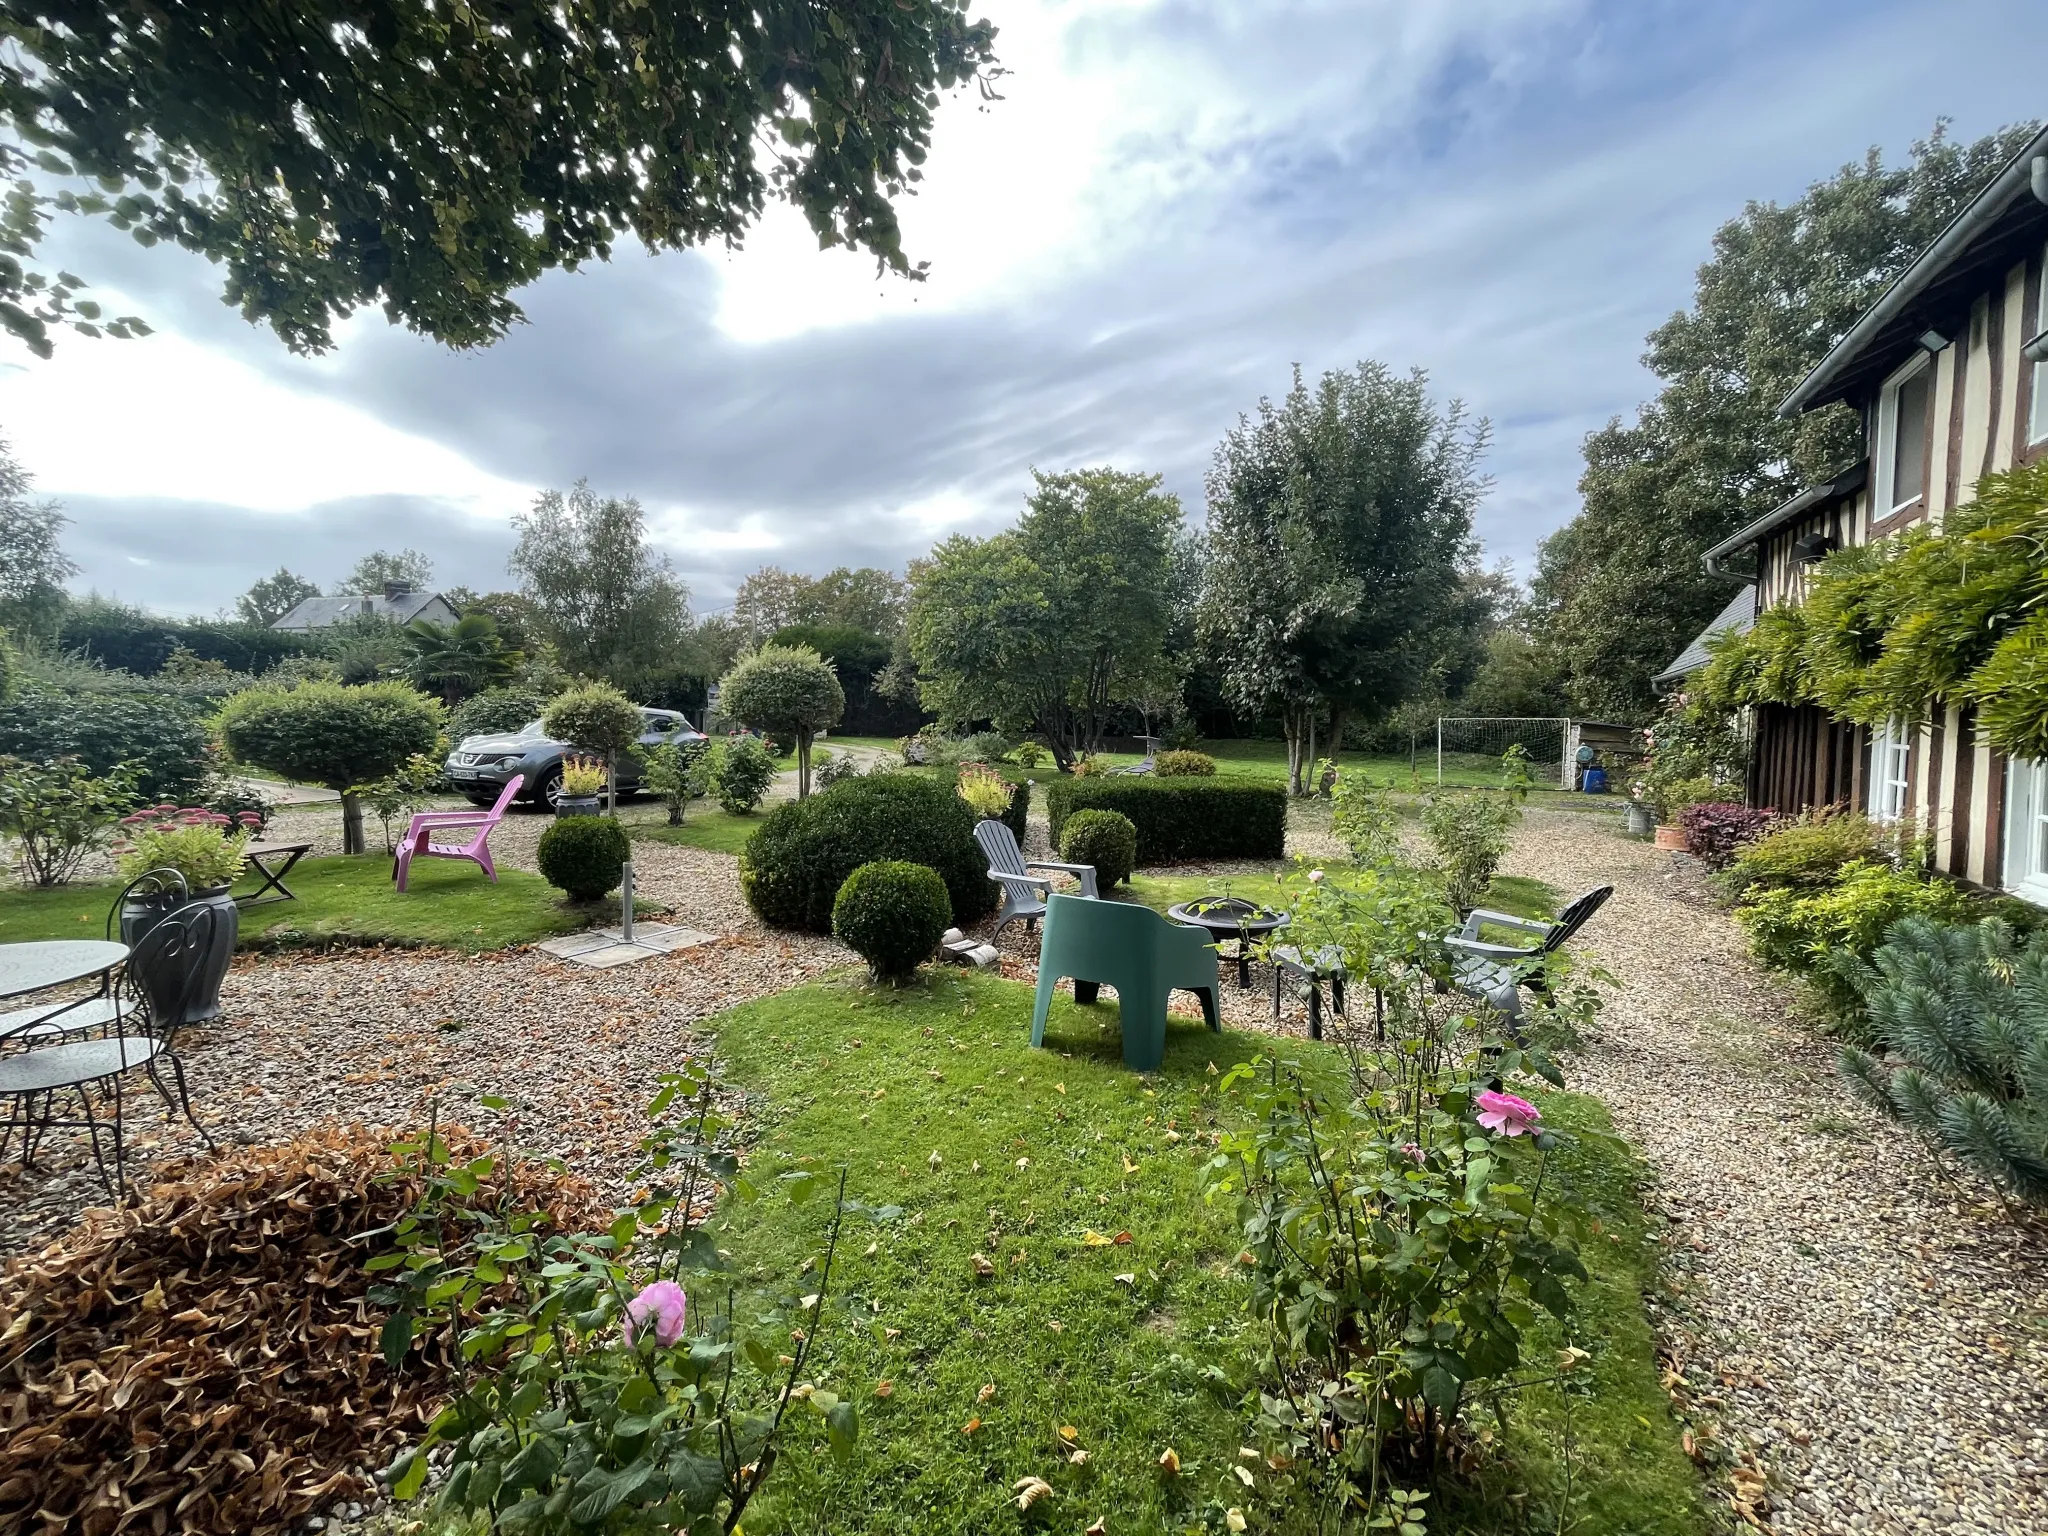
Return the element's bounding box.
[336,549,433,596]
[217,680,444,853]
[907,468,1180,770]
[1199,363,1487,792]
[718,644,845,797]
[236,568,320,626]
[510,482,692,688]
[0,0,1001,357]
[0,435,73,642]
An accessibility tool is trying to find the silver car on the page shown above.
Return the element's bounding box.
[445,707,707,809]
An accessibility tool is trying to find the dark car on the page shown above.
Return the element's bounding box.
[445,707,707,809]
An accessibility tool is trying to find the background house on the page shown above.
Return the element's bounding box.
[270,582,460,633]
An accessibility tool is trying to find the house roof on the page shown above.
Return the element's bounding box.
[1653,584,1756,688]
[271,591,455,630]
[1779,123,2048,418]
[1699,462,1868,566]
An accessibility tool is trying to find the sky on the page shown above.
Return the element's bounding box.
[3,0,2044,619]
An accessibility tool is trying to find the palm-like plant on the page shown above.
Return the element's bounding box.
[1835,915,2048,1209]
[404,613,522,704]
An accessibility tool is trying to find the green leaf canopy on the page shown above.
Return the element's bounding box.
[0,0,1001,354]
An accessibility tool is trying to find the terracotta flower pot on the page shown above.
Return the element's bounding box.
[1653,824,1687,851]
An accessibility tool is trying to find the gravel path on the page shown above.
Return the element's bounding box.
[0,836,854,1258]
[1505,806,2048,1536]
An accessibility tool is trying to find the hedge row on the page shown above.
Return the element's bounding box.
[1044,777,1286,864]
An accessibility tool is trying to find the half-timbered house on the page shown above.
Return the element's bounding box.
[1660,124,2048,901]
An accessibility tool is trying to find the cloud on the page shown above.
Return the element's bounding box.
[2,0,2041,619]
[53,494,520,615]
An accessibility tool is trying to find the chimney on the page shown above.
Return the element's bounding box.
[383,579,411,602]
[359,596,373,616]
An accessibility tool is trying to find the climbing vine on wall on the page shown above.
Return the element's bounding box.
[1695,458,2048,759]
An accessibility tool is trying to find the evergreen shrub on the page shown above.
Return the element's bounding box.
[1058,809,1136,889]
[1736,860,1977,1024]
[742,773,993,933]
[1836,916,2048,1206]
[1045,778,1284,863]
[831,860,951,981]
[0,682,213,802]
[1720,812,1885,902]
[536,815,631,901]
[1152,749,1216,777]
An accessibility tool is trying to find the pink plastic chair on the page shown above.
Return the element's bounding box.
[393,775,524,891]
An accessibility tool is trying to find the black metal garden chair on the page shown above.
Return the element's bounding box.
[0,899,218,1195]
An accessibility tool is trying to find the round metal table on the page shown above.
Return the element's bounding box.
[1166,899,1289,989]
[0,940,131,1041]
[0,940,130,999]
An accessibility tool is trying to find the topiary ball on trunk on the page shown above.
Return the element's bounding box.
[1058,808,1137,889]
[537,815,630,901]
[833,860,951,982]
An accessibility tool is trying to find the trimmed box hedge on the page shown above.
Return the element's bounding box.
[1044,777,1286,864]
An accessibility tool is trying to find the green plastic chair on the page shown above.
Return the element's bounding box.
[1031,894,1221,1071]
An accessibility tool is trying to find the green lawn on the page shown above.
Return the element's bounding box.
[0,855,609,952]
[627,807,767,856]
[700,970,1707,1536]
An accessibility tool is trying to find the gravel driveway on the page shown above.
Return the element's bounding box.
[1505,806,2048,1536]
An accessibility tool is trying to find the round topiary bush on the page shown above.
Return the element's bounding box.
[832,860,951,982]
[741,772,995,933]
[536,814,630,901]
[1153,750,1217,777]
[1058,808,1137,888]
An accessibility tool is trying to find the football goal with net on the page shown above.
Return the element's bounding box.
[1435,717,1571,786]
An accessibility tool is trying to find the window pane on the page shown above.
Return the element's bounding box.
[1892,368,1930,508]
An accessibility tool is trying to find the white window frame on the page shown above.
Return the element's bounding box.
[2031,241,2048,447]
[2004,758,2048,905]
[1868,718,1912,825]
[1873,351,1933,518]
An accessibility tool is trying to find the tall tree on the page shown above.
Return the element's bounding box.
[509,481,691,687]
[236,568,320,626]
[0,0,1001,357]
[337,549,433,595]
[732,564,907,643]
[907,468,1181,770]
[1199,363,1487,793]
[0,434,74,643]
[1532,120,2039,720]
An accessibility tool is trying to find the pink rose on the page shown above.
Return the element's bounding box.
[1474,1090,1541,1138]
[622,1280,688,1348]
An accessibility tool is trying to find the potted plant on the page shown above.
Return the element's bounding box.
[1623,781,1655,837]
[114,806,255,1025]
[555,755,606,817]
